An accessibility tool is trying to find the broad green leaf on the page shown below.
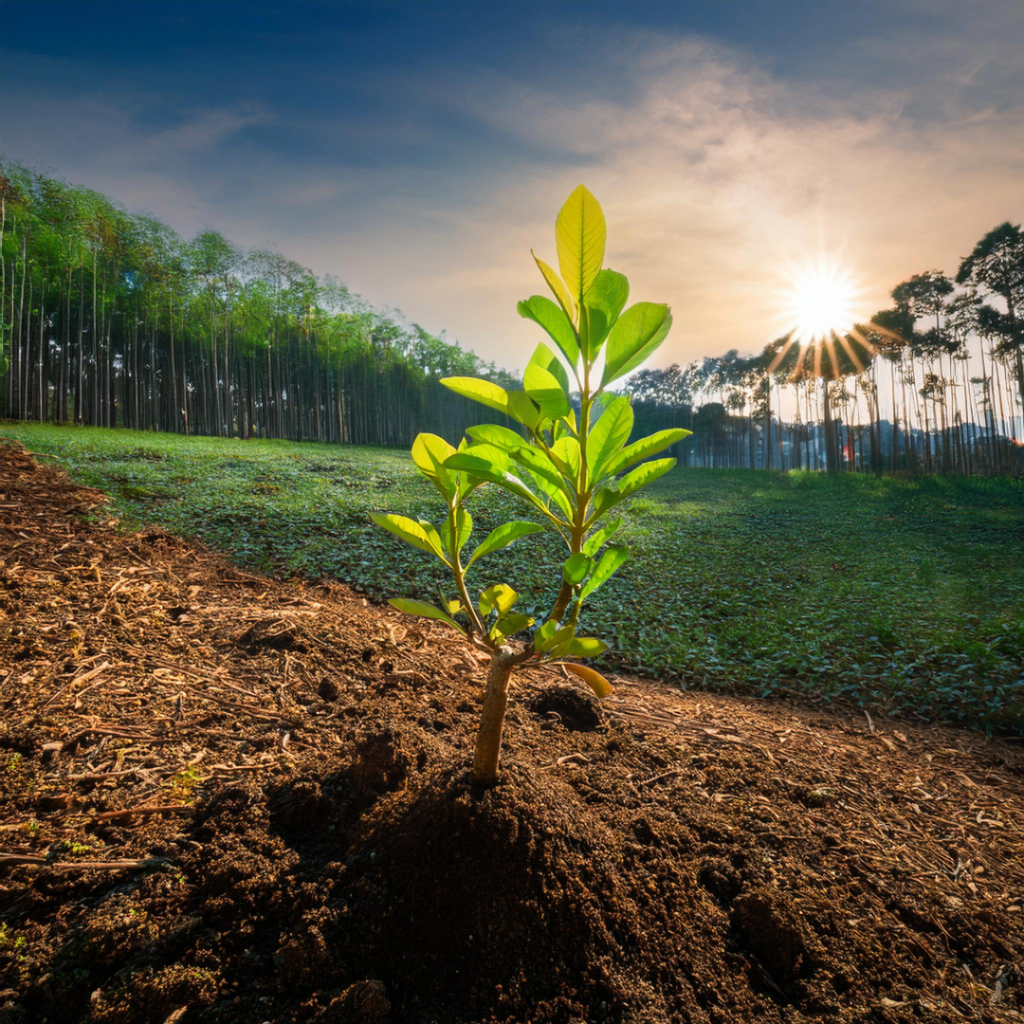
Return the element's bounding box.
[389,598,462,633]
[466,423,525,452]
[441,376,510,415]
[550,635,608,659]
[479,583,518,618]
[510,444,567,495]
[583,269,630,358]
[550,436,581,481]
[524,361,571,419]
[604,429,690,477]
[586,396,634,483]
[447,442,512,475]
[506,390,543,430]
[533,619,559,651]
[527,342,571,396]
[530,477,573,523]
[445,447,557,520]
[490,612,534,642]
[532,250,576,323]
[567,637,608,658]
[370,513,448,563]
[518,295,579,369]
[411,433,457,497]
[580,544,629,599]
[555,185,606,305]
[467,520,544,567]
[563,552,593,585]
[601,303,672,386]
[536,622,575,653]
[618,457,676,499]
[559,662,613,698]
[582,517,622,557]
[591,482,620,519]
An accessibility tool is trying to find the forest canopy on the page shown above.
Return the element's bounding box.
[0,162,518,444]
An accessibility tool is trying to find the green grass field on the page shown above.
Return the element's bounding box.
[5,423,1023,731]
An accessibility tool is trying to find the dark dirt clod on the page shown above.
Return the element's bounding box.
[528,682,603,731]
[731,887,814,989]
[328,979,391,1022]
[2,439,1024,1024]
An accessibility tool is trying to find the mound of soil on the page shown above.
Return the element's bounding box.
[1,437,1023,1024]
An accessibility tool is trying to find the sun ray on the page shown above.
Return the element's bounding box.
[782,259,860,348]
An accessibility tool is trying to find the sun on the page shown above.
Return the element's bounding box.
[783,260,860,347]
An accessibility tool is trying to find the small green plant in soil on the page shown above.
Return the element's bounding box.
[372,185,689,785]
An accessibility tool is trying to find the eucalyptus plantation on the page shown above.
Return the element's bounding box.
[0,163,514,445]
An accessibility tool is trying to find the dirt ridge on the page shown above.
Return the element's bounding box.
[1,439,1022,1023]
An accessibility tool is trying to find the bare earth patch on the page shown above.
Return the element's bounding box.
[1,439,1022,1024]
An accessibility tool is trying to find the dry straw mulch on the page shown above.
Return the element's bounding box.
[0,437,1022,1024]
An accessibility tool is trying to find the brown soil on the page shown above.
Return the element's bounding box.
[1,438,1023,1024]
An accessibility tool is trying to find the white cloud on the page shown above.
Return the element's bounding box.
[331,31,1023,366]
[4,23,1021,370]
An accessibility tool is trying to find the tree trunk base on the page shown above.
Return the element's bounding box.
[472,647,515,787]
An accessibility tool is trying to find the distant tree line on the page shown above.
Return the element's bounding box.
[0,162,517,445]
[2,161,1021,476]
[624,223,1024,475]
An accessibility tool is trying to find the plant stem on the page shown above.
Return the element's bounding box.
[472,645,516,787]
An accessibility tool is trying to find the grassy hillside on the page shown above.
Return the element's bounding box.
[5,423,1023,730]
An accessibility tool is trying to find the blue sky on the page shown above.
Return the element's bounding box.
[2,0,1022,365]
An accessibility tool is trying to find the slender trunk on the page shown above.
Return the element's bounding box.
[472,646,516,787]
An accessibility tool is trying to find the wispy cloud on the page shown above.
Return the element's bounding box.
[327,29,1022,362]
[3,8,1021,368]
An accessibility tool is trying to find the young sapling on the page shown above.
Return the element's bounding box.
[372,184,689,786]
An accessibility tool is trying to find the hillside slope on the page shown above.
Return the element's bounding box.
[0,440,1022,1024]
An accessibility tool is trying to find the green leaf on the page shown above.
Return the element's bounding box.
[550,436,581,481]
[580,544,629,599]
[446,442,512,476]
[535,622,575,653]
[441,376,510,415]
[618,457,675,499]
[518,295,579,369]
[559,662,613,698]
[591,482,620,519]
[510,444,566,495]
[411,433,457,497]
[549,635,608,659]
[467,521,545,567]
[527,342,571,396]
[566,637,608,658]
[563,552,593,585]
[582,517,622,557]
[370,513,448,563]
[586,396,634,483]
[533,619,559,651]
[466,423,525,452]
[532,250,576,324]
[583,269,630,358]
[389,598,463,633]
[523,361,571,419]
[506,390,543,430]
[490,612,534,642]
[555,185,606,305]
[445,448,556,520]
[445,599,463,615]
[604,429,690,477]
[601,303,672,386]
[479,583,518,618]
